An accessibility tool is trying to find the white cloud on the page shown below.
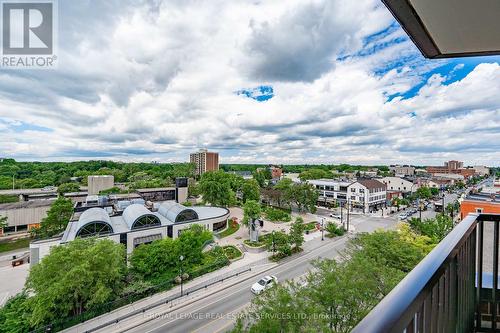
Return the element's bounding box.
[0,0,499,166]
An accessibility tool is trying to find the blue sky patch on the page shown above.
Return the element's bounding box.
[236,85,274,102]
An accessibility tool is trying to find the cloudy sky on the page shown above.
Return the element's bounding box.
[0,0,499,166]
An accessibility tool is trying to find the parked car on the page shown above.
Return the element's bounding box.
[399,213,408,220]
[251,275,278,295]
[329,213,341,219]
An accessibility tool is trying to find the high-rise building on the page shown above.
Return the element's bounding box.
[190,149,219,176]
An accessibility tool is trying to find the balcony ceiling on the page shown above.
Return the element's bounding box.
[382,0,500,58]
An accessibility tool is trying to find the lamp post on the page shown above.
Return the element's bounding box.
[271,230,276,255]
[441,193,445,216]
[321,218,325,241]
[179,255,184,296]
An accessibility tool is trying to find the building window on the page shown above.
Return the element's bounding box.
[132,215,161,229]
[76,222,113,238]
[476,208,483,214]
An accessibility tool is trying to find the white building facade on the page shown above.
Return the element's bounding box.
[347,179,387,213]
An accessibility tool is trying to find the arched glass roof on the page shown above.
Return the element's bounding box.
[75,208,114,238]
[158,202,199,223]
[123,204,161,230]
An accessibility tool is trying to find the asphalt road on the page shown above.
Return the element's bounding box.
[123,212,405,333]
[124,236,351,333]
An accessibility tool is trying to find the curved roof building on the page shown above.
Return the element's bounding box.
[122,204,161,230]
[74,207,114,238]
[158,202,199,223]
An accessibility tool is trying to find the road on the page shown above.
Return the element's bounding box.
[120,214,400,333]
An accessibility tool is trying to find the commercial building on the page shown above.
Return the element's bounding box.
[347,179,387,213]
[30,180,229,265]
[0,200,53,236]
[473,166,490,176]
[381,177,417,193]
[88,175,114,195]
[460,193,500,220]
[269,165,283,179]
[389,165,416,176]
[190,149,219,176]
[307,179,352,206]
[426,160,476,179]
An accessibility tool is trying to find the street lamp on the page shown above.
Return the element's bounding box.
[321,218,325,241]
[271,230,276,255]
[441,193,445,216]
[179,255,184,296]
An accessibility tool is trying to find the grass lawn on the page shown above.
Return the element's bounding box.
[0,238,31,254]
[218,221,240,238]
[303,222,318,232]
[243,233,271,247]
[222,245,242,260]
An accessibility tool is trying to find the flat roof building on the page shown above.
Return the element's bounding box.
[190,149,219,176]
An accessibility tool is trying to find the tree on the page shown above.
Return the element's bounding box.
[130,224,213,282]
[25,238,126,326]
[242,200,262,228]
[0,215,7,230]
[57,182,80,195]
[289,217,305,250]
[199,171,235,206]
[285,183,318,213]
[241,179,260,203]
[31,197,74,238]
[416,186,432,199]
[265,231,291,257]
[298,168,332,181]
[0,293,32,333]
[237,281,311,333]
[430,187,439,196]
[408,215,453,242]
[252,170,267,188]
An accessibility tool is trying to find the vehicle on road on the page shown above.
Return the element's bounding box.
[329,213,341,219]
[399,213,408,220]
[41,186,56,192]
[251,275,278,295]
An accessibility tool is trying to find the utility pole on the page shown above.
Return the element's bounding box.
[340,202,344,229]
[12,175,15,190]
[346,199,350,232]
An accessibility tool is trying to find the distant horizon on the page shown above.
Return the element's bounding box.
[1,156,496,169]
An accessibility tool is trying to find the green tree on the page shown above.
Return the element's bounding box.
[415,186,432,199]
[25,238,126,326]
[252,170,267,188]
[57,182,80,195]
[408,215,453,242]
[241,179,260,203]
[199,171,235,206]
[0,293,32,333]
[238,281,311,333]
[289,217,305,250]
[430,187,439,196]
[242,200,262,228]
[31,197,74,238]
[285,183,318,213]
[0,215,7,230]
[265,231,291,257]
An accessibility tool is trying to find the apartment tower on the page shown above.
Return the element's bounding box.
[190,149,219,176]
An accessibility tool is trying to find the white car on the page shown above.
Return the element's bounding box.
[399,213,408,220]
[41,186,56,192]
[329,213,341,219]
[251,275,278,295]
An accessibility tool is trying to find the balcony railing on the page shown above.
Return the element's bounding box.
[352,213,500,333]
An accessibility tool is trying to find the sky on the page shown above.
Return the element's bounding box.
[0,0,499,166]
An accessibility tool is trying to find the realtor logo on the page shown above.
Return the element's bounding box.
[1,0,57,68]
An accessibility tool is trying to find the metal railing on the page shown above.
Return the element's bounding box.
[352,213,500,333]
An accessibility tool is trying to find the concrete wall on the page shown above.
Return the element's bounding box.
[88,175,114,195]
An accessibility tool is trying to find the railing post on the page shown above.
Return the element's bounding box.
[477,219,484,329]
[493,221,499,329]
